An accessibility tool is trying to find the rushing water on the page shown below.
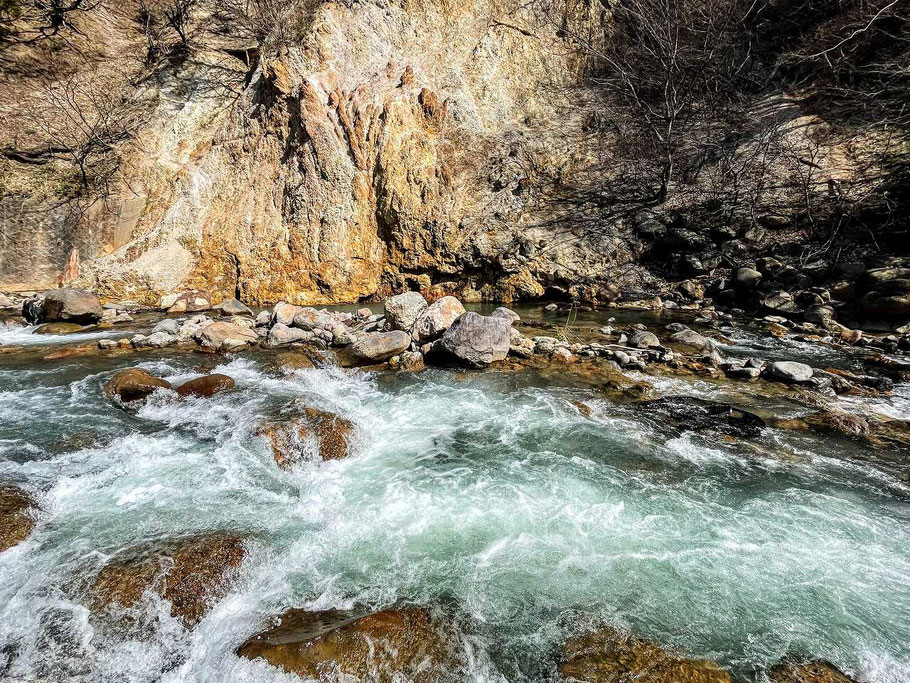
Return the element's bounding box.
[0,312,909,683]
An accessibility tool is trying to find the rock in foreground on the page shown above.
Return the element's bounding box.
[436,312,511,367]
[385,291,428,332]
[104,369,172,405]
[560,628,731,683]
[90,533,245,625]
[237,608,461,683]
[0,486,37,553]
[768,660,858,683]
[194,321,258,352]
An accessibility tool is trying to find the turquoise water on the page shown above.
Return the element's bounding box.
[0,327,908,682]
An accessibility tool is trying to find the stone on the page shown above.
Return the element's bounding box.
[640,397,765,438]
[734,267,763,289]
[509,329,535,358]
[412,296,467,343]
[560,628,731,683]
[397,350,425,371]
[0,486,37,553]
[257,404,354,466]
[24,288,103,324]
[98,339,119,350]
[724,365,761,379]
[0,292,16,309]
[629,330,660,349]
[763,291,801,316]
[214,298,253,317]
[195,321,258,351]
[840,329,862,344]
[237,608,461,683]
[804,305,835,324]
[668,329,716,354]
[33,322,83,335]
[766,361,814,384]
[331,326,355,346]
[90,533,245,625]
[768,660,858,683]
[553,347,578,363]
[801,410,871,440]
[132,331,177,349]
[341,331,412,366]
[491,306,520,323]
[152,318,179,335]
[677,280,705,299]
[544,303,559,312]
[255,311,272,326]
[384,292,428,331]
[272,302,301,326]
[267,323,313,347]
[164,291,211,314]
[176,374,236,398]
[436,312,511,367]
[104,369,172,405]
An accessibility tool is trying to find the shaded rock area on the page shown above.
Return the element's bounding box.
[89,533,246,626]
[768,660,858,683]
[104,369,172,405]
[237,608,462,683]
[176,374,236,399]
[24,288,103,325]
[0,486,37,553]
[257,404,354,467]
[638,397,766,438]
[559,628,732,683]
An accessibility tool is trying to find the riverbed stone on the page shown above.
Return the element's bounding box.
[491,306,521,323]
[237,608,462,683]
[0,486,37,553]
[436,311,511,367]
[341,331,412,366]
[25,288,103,325]
[560,628,732,683]
[768,660,858,683]
[104,369,172,405]
[267,323,312,347]
[766,361,814,384]
[639,396,765,438]
[176,374,236,399]
[629,330,660,349]
[90,533,245,626]
[33,322,84,335]
[194,321,258,352]
[412,296,467,343]
[735,267,763,289]
[164,290,212,314]
[257,405,354,467]
[214,298,253,317]
[668,329,715,354]
[385,292,428,331]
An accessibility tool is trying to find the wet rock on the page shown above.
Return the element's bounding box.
[162,291,212,314]
[765,361,814,384]
[677,280,705,300]
[267,323,313,347]
[176,374,236,398]
[33,322,84,335]
[90,533,245,625]
[152,318,179,335]
[629,330,660,349]
[553,347,578,363]
[668,329,716,354]
[25,288,103,325]
[132,331,176,349]
[436,312,511,367]
[341,331,412,366]
[214,299,253,317]
[396,350,426,371]
[194,321,258,352]
[0,486,37,553]
[560,628,731,683]
[385,292,428,332]
[509,329,535,358]
[491,306,521,323]
[104,369,172,405]
[768,659,858,683]
[763,291,801,316]
[639,396,765,438]
[258,404,354,466]
[544,303,559,312]
[237,608,461,683]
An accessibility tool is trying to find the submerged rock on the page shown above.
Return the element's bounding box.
[0,486,37,553]
[176,374,236,398]
[639,396,765,438]
[258,405,354,467]
[385,292,428,332]
[24,288,103,325]
[412,296,467,343]
[668,329,716,354]
[435,311,511,367]
[90,533,245,626]
[237,608,462,682]
[560,628,731,683]
[768,659,858,683]
[104,369,172,405]
[33,322,84,335]
[341,331,412,366]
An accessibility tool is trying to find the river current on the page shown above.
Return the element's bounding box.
[0,308,908,682]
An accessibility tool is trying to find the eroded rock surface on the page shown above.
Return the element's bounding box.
[768,660,858,683]
[0,486,37,553]
[104,369,172,405]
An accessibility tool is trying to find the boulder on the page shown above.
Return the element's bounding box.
[412,296,466,342]
[768,660,858,683]
[272,302,301,326]
[24,288,102,324]
[396,350,426,371]
[194,321,258,352]
[90,533,245,625]
[629,330,660,349]
[436,312,511,367]
[668,329,716,354]
[237,608,461,682]
[509,329,535,358]
[766,361,814,384]
[33,322,83,335]
[0,486,37,552]
[131,331,177,349]
[0,292,16,309]
[639,396,765,438]
[176,374,236,398]
[162,290,211,314]
[341,331,412,366]
[152,318,179,335]
[763,291,801,316]
[214,299,253,317]
[734,267,763,289]
[257,404,355,467]
[267,323,313,347]
[104,369,172,405]
[385,292,428,331]
[491,306,521,323]
[560,628,731,683]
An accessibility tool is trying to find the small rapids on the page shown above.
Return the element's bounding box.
[0,340,908,682]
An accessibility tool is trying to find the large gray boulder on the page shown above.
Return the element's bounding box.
[267,323,313,347]
[24,288,102,324]
[629,330,660,349]
[437,312,511,367]
[384,292,428,331]
[669,329,716,354]
[341,331,412,366]
[195,321,258,351]
[412,296,466,342]
[766,361,814,383]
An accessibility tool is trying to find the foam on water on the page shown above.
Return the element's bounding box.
[0,354,908,682]
[0,322,127,347]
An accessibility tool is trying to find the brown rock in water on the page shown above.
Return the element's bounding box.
[560,628,731,683]
[237,608,462,682]
[25,288,103,324]
[104,368,172,405]
[258,405,354,467]
[176,374,236,398]
[34,322,84,335]
[90,533,246,625]
[768,660,858,683]
[802,411,871,440]
[0,486,37,552]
